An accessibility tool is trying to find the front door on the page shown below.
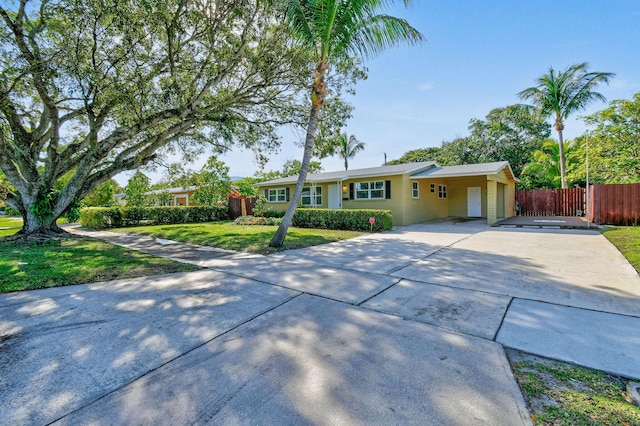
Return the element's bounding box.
[328,184,341,209]
[467,187,481,217]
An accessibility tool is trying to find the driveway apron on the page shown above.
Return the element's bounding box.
[3,219,639,424]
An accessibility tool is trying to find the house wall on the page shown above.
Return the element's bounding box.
[403,178,449,225]
[487,169,516,223]
[446,176,489,218]
[261,183,329,212]
[261,175,406,225]
[258,168,517,226]
[342,175,404,225]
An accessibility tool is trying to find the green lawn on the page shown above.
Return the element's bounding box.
[602,226,640,273]
[0,215,22,237]
[0,237,198,293]
[112,221,365,254]
[509,350,640,425]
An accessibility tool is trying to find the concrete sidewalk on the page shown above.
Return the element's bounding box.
[2,220,639,424]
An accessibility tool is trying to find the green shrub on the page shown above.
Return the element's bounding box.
[80,207,124,229]
[292,209,392,231]
[234,215,283,226]
[80,206,228,229]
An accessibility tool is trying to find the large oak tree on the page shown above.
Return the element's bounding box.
[0,0,318,240]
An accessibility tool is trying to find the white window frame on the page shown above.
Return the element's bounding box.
[438,184,447,199]
[301,186,322,207]
[268,188,287,202]
[355,180,385,200]
[412,181,419,199]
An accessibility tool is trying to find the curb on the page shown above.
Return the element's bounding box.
[627,381,640,407]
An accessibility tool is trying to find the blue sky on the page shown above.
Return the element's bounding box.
[126,1,640,184]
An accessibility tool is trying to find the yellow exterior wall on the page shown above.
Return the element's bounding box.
[402,178,449,225]
[342,175,404,225]
[258,168,517,226]
[261,183,329,213]
[444,176,489,218]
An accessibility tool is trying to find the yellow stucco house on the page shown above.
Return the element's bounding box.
[255,161,518,226]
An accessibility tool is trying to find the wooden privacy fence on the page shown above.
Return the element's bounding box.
[516,188,585,217]
[228,196,256,219]
[589,183,640,226]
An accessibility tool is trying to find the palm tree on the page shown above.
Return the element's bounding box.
[518,62,614,188]
[522,139,579,188]
[337,133,365,170]
[270,0,424,247]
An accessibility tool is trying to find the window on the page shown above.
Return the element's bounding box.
[301,186,322,206]
[430,183,436,193]
[268,188,287,202]
[412,181,419,199]
[438,184,447,199]
[355,181,385,199]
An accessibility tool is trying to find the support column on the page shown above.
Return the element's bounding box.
[487,179,497,224]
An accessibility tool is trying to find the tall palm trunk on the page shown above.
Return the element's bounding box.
[270,61,327,248]
[555,116,568,188]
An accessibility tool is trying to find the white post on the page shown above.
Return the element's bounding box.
[586,132,590,228]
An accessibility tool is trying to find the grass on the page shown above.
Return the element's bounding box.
[508,350,640,425]
[111,221,365,254]
[603,226,640,273]
[0,236,198,293]
[0,215,21,237]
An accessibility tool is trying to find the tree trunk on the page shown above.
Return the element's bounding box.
[557,128,567,188]
[269,102,322,248]
[8,213,67,242]
[269,61,327,248]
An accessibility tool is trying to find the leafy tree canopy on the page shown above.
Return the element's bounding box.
[124,171,151,207]
[193,156,231,206]
[577,92,640,184]
[0,0,357,240]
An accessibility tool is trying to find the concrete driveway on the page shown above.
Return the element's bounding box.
[2,219,639,424]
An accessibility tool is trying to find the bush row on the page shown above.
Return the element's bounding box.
[80,206,229,229]
[234,215,283,226]
[292,208,392,232]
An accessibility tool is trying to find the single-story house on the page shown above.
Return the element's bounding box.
[115,186,198,206]
[254,161,518,225]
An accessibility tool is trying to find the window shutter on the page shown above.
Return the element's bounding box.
[349,183,354,200]
[385,180,391,199]
[286,187,290,202]
[264,189,268,198]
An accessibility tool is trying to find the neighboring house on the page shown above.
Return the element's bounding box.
[115,186,198,206]
[254,161,518,225]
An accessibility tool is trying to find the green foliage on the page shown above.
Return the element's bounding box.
[580,92,640,184]
[80,206,229,229]
[519,62,614,187]
[234,177,260,197]
[252,194,269,216]
[124,171,151,207]
[1,0,333,237]
[292,209,392,231]
[4,206,20,216]
[467,105,551,176]
[521,139,581,188]
[82,179,121,207]
[281,159,323,177]
[30,189,56,223]
[63,198,83,223]
[193,156,232,206]
[387,146,457,166]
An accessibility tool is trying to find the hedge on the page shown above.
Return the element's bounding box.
[80,206,229,229]
[292,208,392,232]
